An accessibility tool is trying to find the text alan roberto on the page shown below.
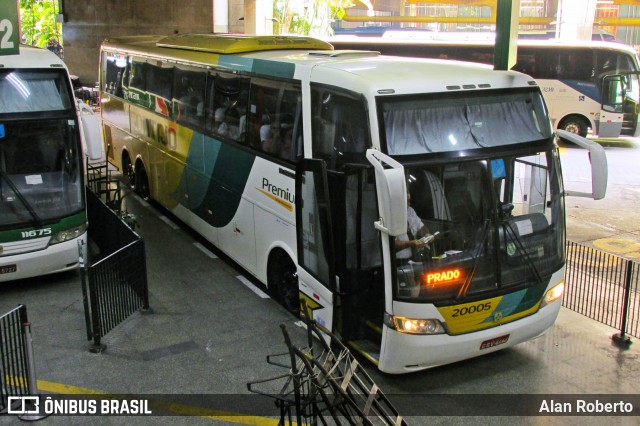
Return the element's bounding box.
[539,399,634,414]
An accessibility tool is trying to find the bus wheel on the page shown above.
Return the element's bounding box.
[122,153,135,188]
[268,253,299,317]
[558,116,589,138]
[135,164,150,200]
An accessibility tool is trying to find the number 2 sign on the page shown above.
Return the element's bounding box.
[0,1,19,56]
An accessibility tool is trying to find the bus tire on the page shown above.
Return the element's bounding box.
[122,152,136,188]
[135,163,150,200]
[558,115,589,138]
[268,251,299,317]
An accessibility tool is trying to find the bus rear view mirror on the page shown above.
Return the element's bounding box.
[366,149,407,236]
[556,130,608,200]
[78,101,104,161]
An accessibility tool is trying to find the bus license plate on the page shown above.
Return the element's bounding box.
[0,264,17,274]
[480,334,510,350]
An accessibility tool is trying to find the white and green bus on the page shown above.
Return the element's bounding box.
[0,46,102,282]
[99,34,607,373]
[329,36,640,139]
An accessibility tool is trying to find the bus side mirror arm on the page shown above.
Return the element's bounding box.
[366,149,407,237]
[556,130,608,200]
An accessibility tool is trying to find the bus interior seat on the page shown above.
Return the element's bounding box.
[446,177,478,225]
[409,170,452,225]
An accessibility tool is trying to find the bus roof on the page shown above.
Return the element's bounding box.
[0,45,67,69]
[101,34,537,96]
[102,34,333,56]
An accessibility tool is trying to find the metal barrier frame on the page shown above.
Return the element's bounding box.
[564,240,639,346]
[81,189,150,353]
[0,305,37,414]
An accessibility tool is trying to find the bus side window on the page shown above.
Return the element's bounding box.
[172,66,206,129]
[129,58,147,91]
[311,85,371,168]
[248,79,301,161]
[205,72,249,143]
[102,52,126,98]
[145,61,173,107]
[557,50,594,82]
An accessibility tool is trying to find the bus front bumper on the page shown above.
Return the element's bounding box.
[0,234,86,283]
[377,300,561,374]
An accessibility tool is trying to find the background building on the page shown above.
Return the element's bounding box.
[16,0,640,85]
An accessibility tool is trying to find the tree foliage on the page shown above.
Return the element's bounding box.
[274,0,366,36]
[19,0,61,48]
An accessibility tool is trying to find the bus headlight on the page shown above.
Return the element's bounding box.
[541,281,565,308]
[385,313,445,335]
[51,223,88,244]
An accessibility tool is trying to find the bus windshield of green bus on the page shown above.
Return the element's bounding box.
[0,118,83,227]
[380,89,551,155]
[0,70,74,114]
[393,150,564,303]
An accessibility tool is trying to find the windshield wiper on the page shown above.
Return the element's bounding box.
[456,219,490,299]
[0,170,42,228]
[501,220,543,284]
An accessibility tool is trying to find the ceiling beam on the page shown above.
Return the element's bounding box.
[342,14,640,26]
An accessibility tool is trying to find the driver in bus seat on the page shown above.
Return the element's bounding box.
[396,191,433,258]
[395,192,433,297]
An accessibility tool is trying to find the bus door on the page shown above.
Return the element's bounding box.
[604,72,640,137]
[365,150,407,368]
[599,74,627,138]
[295,159,336,332]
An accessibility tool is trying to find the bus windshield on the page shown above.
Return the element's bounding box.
[0,118,83,227]
[0,70,74,115]
[381,89,551,155]
[393,150,564,306]
[0,69,81,227]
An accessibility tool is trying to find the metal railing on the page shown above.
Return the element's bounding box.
[0,305,37,414]
[564,240,639,345]
[81,189,149,352]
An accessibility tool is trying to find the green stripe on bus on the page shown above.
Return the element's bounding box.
[252,59,295,79]
[483,282,547,324]
[217,56,296,79]
[191,141,256,227]
[0,211,87,244]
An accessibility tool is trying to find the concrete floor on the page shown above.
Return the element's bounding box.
[1,185,639,425]
[2,137,640,425]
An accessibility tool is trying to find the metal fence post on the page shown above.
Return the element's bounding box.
[79,240,94,342]
[19,319,47,421]
[612,259,633,348]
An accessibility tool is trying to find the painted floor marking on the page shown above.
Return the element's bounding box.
[136,197,151,209]
[34,379,280,425]
[236,275,270,299]
[159,215,180,230]
[194,242,218,259]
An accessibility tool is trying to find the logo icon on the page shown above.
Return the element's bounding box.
[7,396,40,415]
[493,311,503,323]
